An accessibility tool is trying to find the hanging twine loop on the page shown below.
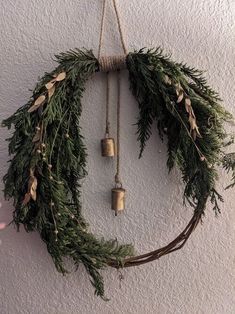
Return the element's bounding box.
[112,0,128,55]
[98,0,127,72]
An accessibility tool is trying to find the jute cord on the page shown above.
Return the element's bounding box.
[99,55,126,73]
[112,0,127,55]
[105,71,110,136]
[97,0,107,61]
[98,0,127,63]
[115,70,122,186]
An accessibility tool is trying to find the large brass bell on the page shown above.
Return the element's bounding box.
[111,186,126,216]
[101,137,115,157]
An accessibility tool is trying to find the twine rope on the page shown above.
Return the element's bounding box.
[105,71,110,136]
[98,0,127,62]
[112,0,127,55]
[99,55,126,73]
[115,70,122,186]
[98,0,107,61]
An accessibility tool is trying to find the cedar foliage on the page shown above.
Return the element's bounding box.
[2,49,134,299]
[126,48,234,214]
[2,48,235,298]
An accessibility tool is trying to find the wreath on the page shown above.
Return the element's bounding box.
[2,47,235,299]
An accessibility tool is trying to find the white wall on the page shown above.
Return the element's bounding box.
[0,1,235,313]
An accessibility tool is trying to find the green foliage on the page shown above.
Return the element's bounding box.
[126,48,234,215]
[2,47,234,299]
[222,152,235,189]
[2,49,134,299]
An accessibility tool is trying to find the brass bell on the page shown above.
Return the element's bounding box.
[111,187,126,215]
[101,137,115,157]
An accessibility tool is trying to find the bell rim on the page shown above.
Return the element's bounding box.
[111,187,126,192]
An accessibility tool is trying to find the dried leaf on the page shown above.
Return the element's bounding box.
[26,170,38,201]
[185,98,191,113]
[189,115,197,130]
[190,107,196,119]
[28,95,46,113]
[45,79,56,90]
[48,85,56,100]
[185,97,191,106]
[31,177,38,191]
[55,72,66,81]
[189,115,202,139]
[177,91,184,103]
[164,75,172,85]
[194,125,202,138]
[191,129,197,140]
[32,131,41,143]
[175,83,182,95]
[28,176,34,189]
[30,189,37,201]
[29,176,37,201]
[22,192,31,205]
[175,82,182,90]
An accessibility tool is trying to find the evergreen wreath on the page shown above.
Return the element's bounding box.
[2,48,235,299]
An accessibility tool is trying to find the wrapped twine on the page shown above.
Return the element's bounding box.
[99,55,127,72]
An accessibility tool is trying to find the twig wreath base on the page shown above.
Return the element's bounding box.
[2,48,235,299]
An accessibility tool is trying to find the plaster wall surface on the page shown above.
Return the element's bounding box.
[0,1,235,313]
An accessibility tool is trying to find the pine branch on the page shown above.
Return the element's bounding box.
[222,152,235,189]
[2,49,134,299]
[127,48,233,215]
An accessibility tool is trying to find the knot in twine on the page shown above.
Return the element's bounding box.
[99,55,127,72]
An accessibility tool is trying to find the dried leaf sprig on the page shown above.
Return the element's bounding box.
[175,83,202,140]
[22,168,38,205]
[27,71,66,113]
[163,75,205,162]
[163,75,202,141]
[24,72,67,208]
[127,48,233,215]
[45,71,66,100]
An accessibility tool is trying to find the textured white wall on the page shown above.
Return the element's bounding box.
[0,0,235,313]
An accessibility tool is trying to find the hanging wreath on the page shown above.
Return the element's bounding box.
[2,47,235,299]
[2,0,235,300]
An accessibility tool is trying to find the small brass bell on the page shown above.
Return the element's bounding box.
[111,187,126,216]
[101,137,115,157]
